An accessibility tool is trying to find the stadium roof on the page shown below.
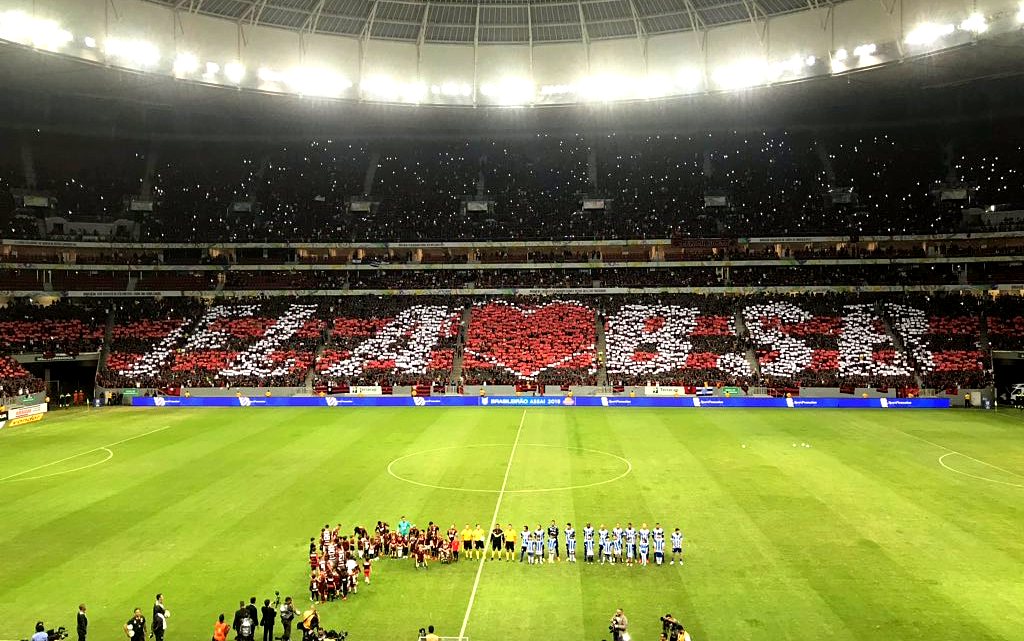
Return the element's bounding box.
[150,0,836,44]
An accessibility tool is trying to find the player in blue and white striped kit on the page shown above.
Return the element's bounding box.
[532,525,545,564]
[653,528,666,565]
[610,528,622,564]
[624,523,637,566]
[637,523,650,566]
[583,523,595,563]
[670,527,685,565]
[565,523,577,563]
[598,525,610,564]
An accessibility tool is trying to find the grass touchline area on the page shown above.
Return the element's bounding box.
[0,407,1022,641]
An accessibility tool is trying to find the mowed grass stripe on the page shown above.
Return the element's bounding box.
[0,408,1022,641]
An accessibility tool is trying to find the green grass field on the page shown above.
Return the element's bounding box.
[2,407,1024,641]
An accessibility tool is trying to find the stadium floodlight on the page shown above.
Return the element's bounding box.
[539,83,575,96]
[479,77,534,105]
[434,81,472,98]
[257,66,282,83]
[173,52,200,77]
[905,22,955,45]
[959,13,988,34]
[1018,3,1024,23]
[853,43,876,58]
[637,74,672,99]
[83,36,96,48]
[105,37,160,68]
[834,48,848,62]
[360,75,423,102]
[204,62,221,78]
[0,11,73,52]
[224,61,246,84]
[675,68,701,92]
[712,59,770,89]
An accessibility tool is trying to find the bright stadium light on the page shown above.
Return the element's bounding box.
[675,68,702,92]
[361,75,424,102]
[105,37,160,68]
[204,61,221,79]
[224,61,246,84]
[905,22,954,45]
[834,48,848,62]
[0,11,73,52]
[257,66,282,83]
[285,67,353,98]
[853,43,876,58]
[83,36,96,48]
[713,59,770,90]
[959,12,988,34]
[637,74,672,99]
[1018,3,1024,23]
[173,52,199,76]
[432,81,472,98]
[479,77,534,105]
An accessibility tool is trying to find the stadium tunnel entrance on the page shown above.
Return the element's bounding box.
[992,352,1024,405]
[22,358,98,405]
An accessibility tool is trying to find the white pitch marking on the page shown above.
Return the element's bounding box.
[459,409,527,639]
[937,452,1024,488]
[895,428,1024,480]
[386,442,632,494]
[0,424,173,482]
[5,448,115,482]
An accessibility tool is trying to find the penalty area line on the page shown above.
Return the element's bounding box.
[459,408,527,639]
[0,424,174,482]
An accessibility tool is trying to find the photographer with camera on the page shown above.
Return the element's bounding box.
[279,596,296,641]
[609,608,629,641]
[31,622,48,641]
[660,614,684,641]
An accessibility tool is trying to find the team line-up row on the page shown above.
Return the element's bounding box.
[312,520,687,569]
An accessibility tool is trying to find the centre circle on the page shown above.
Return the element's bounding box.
[386,443,632,493]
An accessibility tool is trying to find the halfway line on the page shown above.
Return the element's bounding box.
[0,424,174,482]
[458,408,527,639]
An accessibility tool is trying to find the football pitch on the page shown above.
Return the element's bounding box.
[1,407,1023,641]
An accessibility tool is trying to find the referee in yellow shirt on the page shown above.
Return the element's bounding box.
[503,524,517,561]
[460,524,473,560]
[472,524,485,560]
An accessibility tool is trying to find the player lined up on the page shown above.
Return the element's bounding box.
[306,518,685,600]
[515,521,684,566]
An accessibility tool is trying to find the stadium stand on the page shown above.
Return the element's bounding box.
[461,299,597,386]
[603,295,754,387]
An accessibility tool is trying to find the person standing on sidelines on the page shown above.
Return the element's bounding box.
[76,604,88,641]
[213,615,231,641]
[279,597,296,641]
[260,599,276,641]
[125,608,146,641]
[152,594,169,641]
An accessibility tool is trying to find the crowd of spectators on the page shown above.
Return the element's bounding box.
[3,293,1024,393]
[4,128,1024,243]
